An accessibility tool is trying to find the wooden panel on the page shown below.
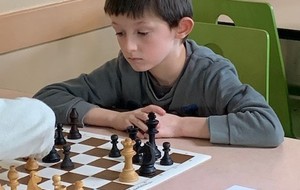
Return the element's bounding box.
[0,88,32,98]
[0,0,111,54]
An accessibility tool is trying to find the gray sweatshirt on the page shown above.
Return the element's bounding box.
[34,39,284,147]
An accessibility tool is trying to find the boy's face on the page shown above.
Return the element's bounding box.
[110,12,181,72]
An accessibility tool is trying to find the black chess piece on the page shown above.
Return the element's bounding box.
[138,141,156,177]
[146,112,161,160]
[132,138,143,164]
[160,142,173,166]
[67,108,82,139]
[109,134,121,158]
[127,125,138,140]
[55,123,66,145]
[42,146,61,163]
[60,144,74,169]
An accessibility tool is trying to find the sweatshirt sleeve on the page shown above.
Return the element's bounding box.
[204,59,284,147]
[0,97,55,159]
[33,59,122,125]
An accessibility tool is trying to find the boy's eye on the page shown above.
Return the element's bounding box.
[115,32,124,36]
[138,32,149,36]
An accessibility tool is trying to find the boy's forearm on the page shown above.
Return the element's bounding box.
[83,107,118,128]
[178,116,210,139]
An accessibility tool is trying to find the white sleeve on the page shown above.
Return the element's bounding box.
[0,97,55,160]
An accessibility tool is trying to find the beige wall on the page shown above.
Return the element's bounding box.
[0,27,119,94]
[0,0,67,14]
[0,0,119,95]
[0,0,110,54]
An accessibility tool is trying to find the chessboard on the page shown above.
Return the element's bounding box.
[0,129,211,190]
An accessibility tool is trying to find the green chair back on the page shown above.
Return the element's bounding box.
[189,22,269,101]
[192,0,294,137]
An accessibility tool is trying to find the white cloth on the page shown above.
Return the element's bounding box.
[0,97,55,160]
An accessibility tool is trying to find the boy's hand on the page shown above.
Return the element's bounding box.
[144,113,209,139]
[112,105,166,138]
[85,105,208,139]
[148,113,182,138]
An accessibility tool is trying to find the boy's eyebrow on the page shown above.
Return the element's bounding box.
[111,20,149,26]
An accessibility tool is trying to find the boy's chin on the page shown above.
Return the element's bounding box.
[130,65,149,72]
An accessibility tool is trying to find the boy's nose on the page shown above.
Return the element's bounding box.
[123,38,138,52]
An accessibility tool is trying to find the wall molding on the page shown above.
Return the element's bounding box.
[0,0,111,54]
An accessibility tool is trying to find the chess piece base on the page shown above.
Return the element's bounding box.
[67,132,82,139]
[138,165,156,177]
[119,170,139,183]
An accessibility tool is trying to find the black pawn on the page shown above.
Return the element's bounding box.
[138,142,156,177]
[133,138,143,164]
[42,146,60,163]
[60,144,74,169]
[109,134,121,158]
[160,142,173,166]
[146,112,161,160]
[67,108,82,139]
[55,123,66,145]
[127,125,138,140]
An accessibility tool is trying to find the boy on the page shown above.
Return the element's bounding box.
[0,97,55,159]
[34,0,284,147]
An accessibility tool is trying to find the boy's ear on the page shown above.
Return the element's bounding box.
[175,17,194,39]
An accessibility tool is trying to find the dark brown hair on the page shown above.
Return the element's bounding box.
[104,0,193,28]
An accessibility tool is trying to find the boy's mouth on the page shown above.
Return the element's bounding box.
[128,57,143,62]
